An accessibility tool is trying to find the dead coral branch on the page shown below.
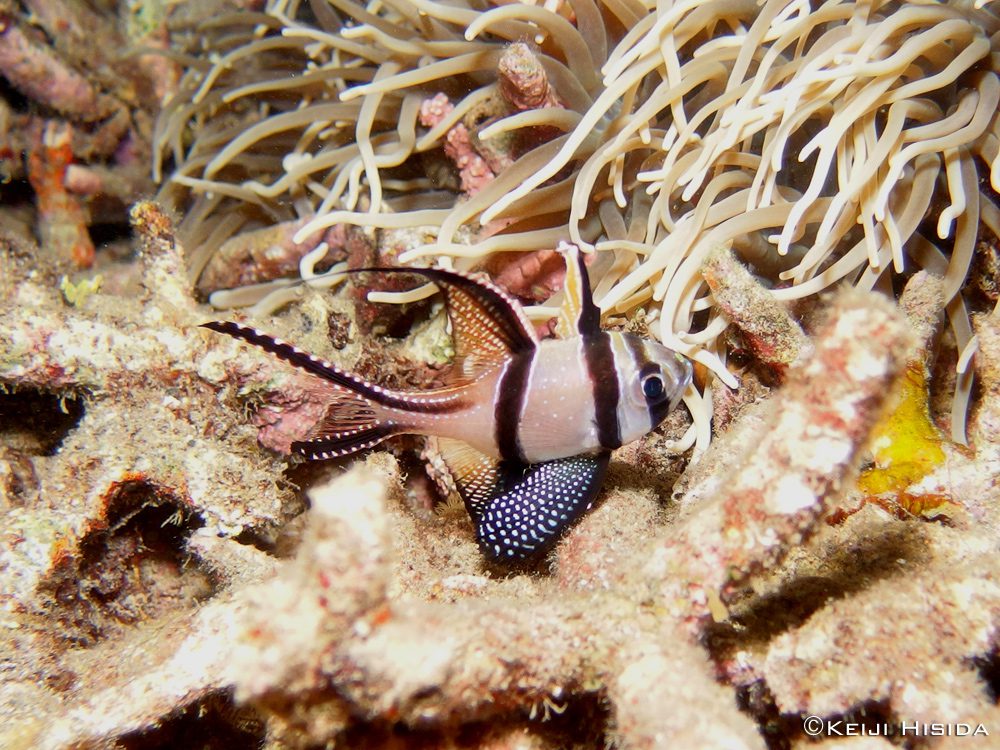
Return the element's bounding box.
[702,245,811,374]
[0,282,961,747]
[0,15,111,121]
[655,289,912,628]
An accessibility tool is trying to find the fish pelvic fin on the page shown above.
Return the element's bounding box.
[554,242,601,339]
[478,451,610,564]
[435,437,610,565]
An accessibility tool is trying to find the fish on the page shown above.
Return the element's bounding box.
[202,246,692,564]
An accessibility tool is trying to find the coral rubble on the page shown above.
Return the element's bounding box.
[9,237,1000,747]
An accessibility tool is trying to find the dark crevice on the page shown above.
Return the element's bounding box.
[46,482,212,646]
[972,648,1000,703]
[333,691,610,749]
[0,75,30,112]
[735,681,795,750]
[118,691,265,750]
[0,388,86,455]
[737,684,904,750]
[0,176,32,206]
[89,221,134,250]
[231,524,284,555]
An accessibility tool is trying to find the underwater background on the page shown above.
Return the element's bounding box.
[2,0,1000,747]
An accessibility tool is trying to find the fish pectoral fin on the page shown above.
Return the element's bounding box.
[554,242,601,339]
[479,452,610,564]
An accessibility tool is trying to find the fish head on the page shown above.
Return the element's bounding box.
[616,335,693,443]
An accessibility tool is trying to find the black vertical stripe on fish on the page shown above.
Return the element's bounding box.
[640,360,673,427]
[584,332,621,450]
[625,336,675,428]
[573,251,601,336]
[494,351,534,463]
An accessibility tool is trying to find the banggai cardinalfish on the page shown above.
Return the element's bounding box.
[203,246,691,564]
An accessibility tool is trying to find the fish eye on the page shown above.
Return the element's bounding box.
[641,373,665,401]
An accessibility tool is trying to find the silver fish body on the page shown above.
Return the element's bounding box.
[513,332,690,462]
[388,332,689,463]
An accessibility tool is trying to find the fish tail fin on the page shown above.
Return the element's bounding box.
[293,387,405,459]
[202,321,404,459]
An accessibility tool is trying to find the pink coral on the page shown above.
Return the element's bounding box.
[420,93,497,196]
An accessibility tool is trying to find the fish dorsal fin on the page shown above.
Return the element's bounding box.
[435,438,610,565]
[555,242,601,339]
[354,267,538,380]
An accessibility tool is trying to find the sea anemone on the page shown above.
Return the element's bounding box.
[156,0,1000,451]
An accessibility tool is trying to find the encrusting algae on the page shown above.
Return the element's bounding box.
[846,272,965,521]
[1,0,1000,747]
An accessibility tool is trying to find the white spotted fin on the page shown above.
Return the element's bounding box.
[434,438,610,564]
